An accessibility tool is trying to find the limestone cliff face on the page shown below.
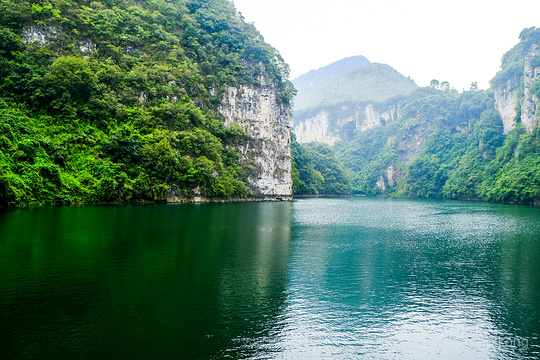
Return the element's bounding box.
[362,103,401,131]
[292,111,341,145]
[292,102,401,145]
[219,84,293,199]
[494,44,540,133]
[521,44,540,132]
[494,80,518,133]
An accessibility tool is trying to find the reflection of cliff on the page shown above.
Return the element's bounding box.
[212,202,292,357]
[0,203,293,359]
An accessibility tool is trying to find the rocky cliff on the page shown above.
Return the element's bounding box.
[219,83,293,199]
[520,44,540,132]
[0,0,296,207]
[291,57,415,145]
[494,42,540,134]
[293,101,402,145]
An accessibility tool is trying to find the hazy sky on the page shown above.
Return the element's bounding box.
[232,0,540,91]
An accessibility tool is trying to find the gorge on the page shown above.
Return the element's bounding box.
[290,27,540,205]
[1,0,540,207]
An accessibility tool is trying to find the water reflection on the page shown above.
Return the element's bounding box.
[277,198,540,359]
[0,202,293,359]
[1,199,540,359]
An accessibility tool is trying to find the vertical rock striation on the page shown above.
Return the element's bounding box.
[521,44,540,132]
[494,79,518,134]
[494,44,540,134]
[219,84,293,200]
[292,102,402,145]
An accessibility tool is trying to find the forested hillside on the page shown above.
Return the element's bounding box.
[292,56,417,112]
[293,27,540,205]
[291,136,351,196]
[291,56,417,145]
[0,0,294,206]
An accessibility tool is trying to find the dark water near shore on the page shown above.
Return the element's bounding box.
[1,198,540,359]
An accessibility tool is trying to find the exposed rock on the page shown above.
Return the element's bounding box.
[79,39,96,55]
[23,25,97,56]
[386,165,396,187]
[22,26,62,46]
[376,176,386,191]
[521,44,540,132]
[219,83,293,199]
[494,44,540,134]
[494,80,518,133]
[293,111,341,145]
[397,124,429,164]
[361,103,401,131]
[293,102,402,145]
[138,91,147,104]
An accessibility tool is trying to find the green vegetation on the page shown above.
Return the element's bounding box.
[0,0,294,206]
[291,137,351,196]
[292,58,417,113]
[292,27,540,205]
[292,55,370,108]
[331,85,540,205]
[491,27,540,89]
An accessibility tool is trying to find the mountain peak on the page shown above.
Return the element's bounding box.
[292,57,417,112]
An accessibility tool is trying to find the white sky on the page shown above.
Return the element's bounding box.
[232,0,540,91]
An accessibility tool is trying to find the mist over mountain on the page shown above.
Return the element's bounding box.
[292,56,417,112]
[291,27,540,205]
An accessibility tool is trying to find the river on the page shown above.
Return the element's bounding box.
[1,198,539,359]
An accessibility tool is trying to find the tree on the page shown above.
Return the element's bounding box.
[430,79,440,88]
[440,81,450,91]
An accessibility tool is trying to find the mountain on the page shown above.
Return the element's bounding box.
[0,0,294,207]
[292,27,540,205]
[291,57,418,144]
[293,58,417,112]
[292,55,370,109]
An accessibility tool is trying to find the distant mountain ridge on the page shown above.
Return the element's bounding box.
[291,56,418,144]
[292,27,540,206]
[292,56,417,113]
[292,56,370,107]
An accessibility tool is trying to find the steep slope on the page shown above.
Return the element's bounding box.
[0,0,294,206]
[292,55,370,109]
[291,58,417,144]
[293,27,540,205]
[295,62,417,112]
[492,27,540,133]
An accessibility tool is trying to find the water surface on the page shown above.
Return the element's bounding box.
[1,198,539,359]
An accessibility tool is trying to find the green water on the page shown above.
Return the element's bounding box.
[1,198,539,359]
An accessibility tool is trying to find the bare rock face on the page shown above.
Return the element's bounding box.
[521,44,540,132]
[22,26,62,46]
[362,103,401,131]
[219,84,293,200]
[494,44,540,134]
[293,111,341,145]
[494,81,518,133]
[292,102,401,145]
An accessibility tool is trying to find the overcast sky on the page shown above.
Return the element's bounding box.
[232,0,540,91]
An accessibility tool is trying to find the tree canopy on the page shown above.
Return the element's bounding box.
[0,0,294,206]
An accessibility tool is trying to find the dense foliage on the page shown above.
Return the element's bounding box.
[0,0,294,206]
[292,27,540,205]
[291,137,351,196]
[332,85,540,205]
